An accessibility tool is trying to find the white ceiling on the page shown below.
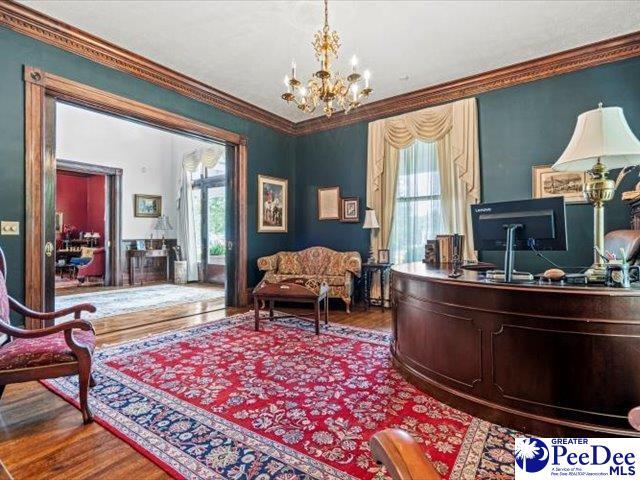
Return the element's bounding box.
[21,0,640,123]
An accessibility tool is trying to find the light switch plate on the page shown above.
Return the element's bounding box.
[1,221,20,235]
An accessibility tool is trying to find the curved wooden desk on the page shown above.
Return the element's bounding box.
[391,262,640,436]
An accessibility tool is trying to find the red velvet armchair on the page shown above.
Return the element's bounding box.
[0,246,97,424]
[76,247,105,284]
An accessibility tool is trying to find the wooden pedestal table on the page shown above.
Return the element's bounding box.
[252,280,329,335]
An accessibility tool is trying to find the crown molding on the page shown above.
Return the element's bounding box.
[0,1,296,135]
[293,30,640,136]
[1,1,639,138]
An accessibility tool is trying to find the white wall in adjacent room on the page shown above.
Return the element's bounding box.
[56,102,214,239]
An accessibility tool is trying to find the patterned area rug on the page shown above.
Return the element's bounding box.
[55,284,225,321]
[43,312,516,479]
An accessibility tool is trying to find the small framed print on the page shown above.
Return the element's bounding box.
[135,240,146,250]
[378,249,390,264]
[134,194,162,217]
[318,186,340,220]
[532,165,587,204]
[340,197,359,222]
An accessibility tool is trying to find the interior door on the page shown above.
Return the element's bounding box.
[43,96,57,313]
[225,143,237,306]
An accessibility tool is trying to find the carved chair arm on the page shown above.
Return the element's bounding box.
[0,318,94,340]
[630,407,640,431]
[9,296,96,320]
[370,429,441,480]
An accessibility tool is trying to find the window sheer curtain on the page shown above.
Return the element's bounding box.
[390,141,444,264]
[177,147,223,282]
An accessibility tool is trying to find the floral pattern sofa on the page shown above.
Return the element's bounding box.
[257,246,362,312]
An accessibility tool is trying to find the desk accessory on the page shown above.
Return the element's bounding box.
[423,240,439,264]
[553,104,640,282]
[605,263,640,288]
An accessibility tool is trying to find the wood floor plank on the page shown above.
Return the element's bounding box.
[0,305,391,479]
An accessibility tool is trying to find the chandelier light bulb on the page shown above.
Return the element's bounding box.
[364,69,371,88]
[300,86,307,97]
[351,55,358,72]
[291,60,296,78]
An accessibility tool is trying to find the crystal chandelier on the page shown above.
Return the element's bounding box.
[281,0,372,117]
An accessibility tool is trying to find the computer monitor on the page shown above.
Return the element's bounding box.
[470,197,567,282]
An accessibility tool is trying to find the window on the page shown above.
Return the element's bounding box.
[389,141,445,264]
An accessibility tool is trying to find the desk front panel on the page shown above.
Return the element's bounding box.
[391,264,640,436]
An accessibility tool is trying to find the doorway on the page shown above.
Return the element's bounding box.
[24,67,247,329]
[54,161,121,294]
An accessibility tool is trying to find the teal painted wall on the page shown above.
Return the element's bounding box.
[2,25,640,317]
[294,57,640,273]
[0,26,295,310]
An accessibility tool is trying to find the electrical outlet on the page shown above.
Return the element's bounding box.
[1,221,20,235]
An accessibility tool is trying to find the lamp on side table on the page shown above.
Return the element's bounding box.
[363,208,380,263]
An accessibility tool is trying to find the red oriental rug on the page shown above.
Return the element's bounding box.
[43,311,516,479]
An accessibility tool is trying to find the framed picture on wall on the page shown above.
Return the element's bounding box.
[134,194,162,217]
[340,197,360,222]
[55,212,64,233]
[258,175,288,233]
[318,186,340,220]
[532,165,587,204]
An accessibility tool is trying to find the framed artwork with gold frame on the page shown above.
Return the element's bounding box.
[134,194,162,217]
[258,175,288,233]
[532,165,587,204]
[318,186,340,220]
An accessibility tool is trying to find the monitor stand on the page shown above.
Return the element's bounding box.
[485,223,534,283]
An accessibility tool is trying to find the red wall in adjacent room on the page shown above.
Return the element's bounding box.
[56,171,105,245]
[86,175,106,240]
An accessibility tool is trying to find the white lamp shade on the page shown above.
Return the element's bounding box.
[553,106,640,172]
[153,215,174,231]
[362,209,380,229]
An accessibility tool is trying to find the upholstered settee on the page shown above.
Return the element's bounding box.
[257,246,362,312]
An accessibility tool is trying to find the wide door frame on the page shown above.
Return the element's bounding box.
[24,66,248,326]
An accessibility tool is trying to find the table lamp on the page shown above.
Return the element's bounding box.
[363,208,380,263]
[552,103,640,282]
[153,215,174,250]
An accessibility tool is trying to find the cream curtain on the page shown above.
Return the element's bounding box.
[366,97,480,260]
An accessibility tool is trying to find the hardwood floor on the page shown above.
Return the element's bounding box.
[0,304,391,480]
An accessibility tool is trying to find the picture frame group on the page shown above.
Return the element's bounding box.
[317,186,361,223]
